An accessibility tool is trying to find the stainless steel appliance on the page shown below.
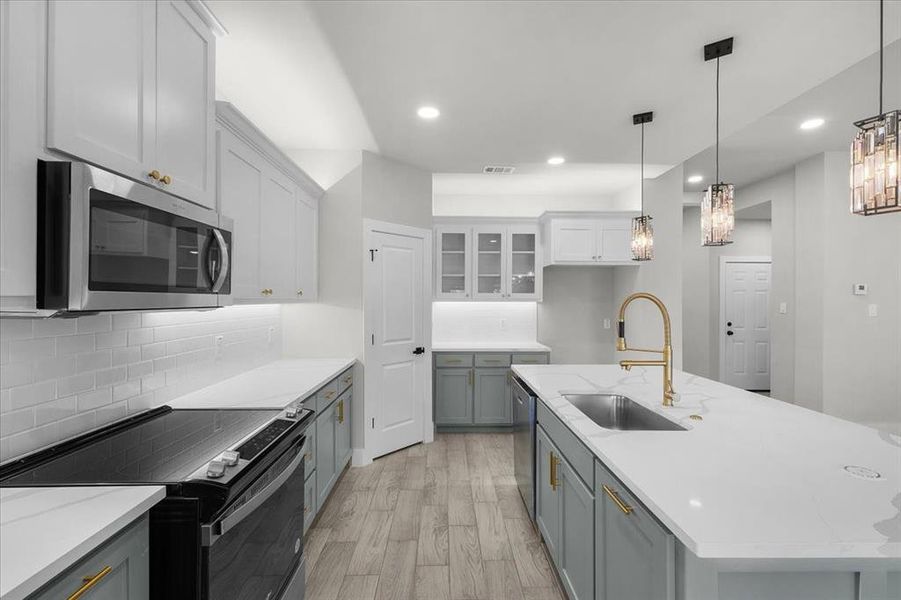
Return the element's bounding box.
[37,160,232,315]
[0,405,313,600]
[513,376,538,521]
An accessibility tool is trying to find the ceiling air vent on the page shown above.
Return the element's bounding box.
[482,165,516,174]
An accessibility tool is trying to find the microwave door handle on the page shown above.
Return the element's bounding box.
[210,229,229,293]
[207,439,304,545]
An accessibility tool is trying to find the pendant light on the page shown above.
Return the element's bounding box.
[631,111,654,261]
[850,0,899,215]
[700,37,735,246]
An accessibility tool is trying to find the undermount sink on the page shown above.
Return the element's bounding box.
[562,393,686,431]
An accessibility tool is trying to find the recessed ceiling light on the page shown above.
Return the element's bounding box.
[800,117,825,130]
[417,106,440,120]
[687,174,704,184]
[547,156,565,165]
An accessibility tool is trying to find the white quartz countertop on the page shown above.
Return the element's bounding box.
[432,341,550,352]
[0,486,165,600]
[512,364,901,566]
[167,358,356,410]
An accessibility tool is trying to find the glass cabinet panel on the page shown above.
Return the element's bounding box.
[510,232,536,296]
[474,230,504,296]
[438,230,469,297]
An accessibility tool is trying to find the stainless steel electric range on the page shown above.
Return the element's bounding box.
[0,405,314,600]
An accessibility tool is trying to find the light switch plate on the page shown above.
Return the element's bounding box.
[778,302,787,315]
[603,318,611,329]
[853,283,868,296]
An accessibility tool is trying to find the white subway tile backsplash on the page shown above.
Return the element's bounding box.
[96,330,127,349]
[0,305,282,463]
[127,328,154,346]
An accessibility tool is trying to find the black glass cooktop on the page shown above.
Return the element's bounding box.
[1,409,279,486]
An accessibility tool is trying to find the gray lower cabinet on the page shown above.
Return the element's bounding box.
[336,389,352,467]
[316,399,339,508]
[31,515,149,600]
[303,473,317,533]
[435,367,473,425]
[474,368,511,424]
[434,351,548,428]
[595,460,674,600]
[536,424,594,600]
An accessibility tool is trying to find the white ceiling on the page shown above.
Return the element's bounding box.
[307,0,899,173]
[683,38,901,194]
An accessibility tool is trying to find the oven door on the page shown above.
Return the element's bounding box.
[38,161,232,313]
[203,437,306,600]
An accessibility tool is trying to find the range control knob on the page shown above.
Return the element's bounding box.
[206,460,227,479]
[285,407,299,419]
[220,450,240,466]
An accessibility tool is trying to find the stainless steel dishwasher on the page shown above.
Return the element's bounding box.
[512,376,537,521]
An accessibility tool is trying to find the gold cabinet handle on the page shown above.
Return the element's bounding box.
[342,376,352,384]
[67,566,112,600]
[304,451,312,460]
[549,452,559,491]
[160,174,172,185]
[148,169,161,181]
[446,359,462,364]
[468,369,474,386]
[338,399,345,423]
[261,288,273,296]
[325,390,335,399]
[304,506,310,515]
[602,484,634,515]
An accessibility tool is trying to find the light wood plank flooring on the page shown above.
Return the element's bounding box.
[305,433,566,600]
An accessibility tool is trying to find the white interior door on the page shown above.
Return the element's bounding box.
[367,228,427,459]
[722,260,771,390]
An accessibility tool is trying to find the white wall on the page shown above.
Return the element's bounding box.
[432,302,537,344]
[0,305,282,462]
[362,152,433,229]
[432,194,630,218]
[613,165,684,368]
[538,266,617,364]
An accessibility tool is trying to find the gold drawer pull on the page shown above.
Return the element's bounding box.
[549,452,559,491]
[160,174,172,185]
[337,399,345,423]
[304,451,312,460]
[148,169,161,181]
[445,359,462,364]
[343,376,352,384]
[602,484,634,515]
[67,566,112,600]
[261,288,273,296]
[325,390,335,399]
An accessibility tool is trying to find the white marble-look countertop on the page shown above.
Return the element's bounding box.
[432,341,550,353]
[512,364,901,567]
[167,358,356,410]
[0,486,166,600]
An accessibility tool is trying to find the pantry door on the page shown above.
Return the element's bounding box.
[364,220,432,460]
[721,258,771,391]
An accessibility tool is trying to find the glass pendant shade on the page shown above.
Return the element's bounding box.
[631,215,654,261]
[850,110,899,215]
[701,183,734,246]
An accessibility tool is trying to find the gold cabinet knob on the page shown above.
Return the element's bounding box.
[160,174,172,185]
[296,289,303,296]
[148,170,161,181]
[261,288,273,296]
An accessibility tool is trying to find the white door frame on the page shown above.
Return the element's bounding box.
[361,219,433,466]
[718,256,772,389]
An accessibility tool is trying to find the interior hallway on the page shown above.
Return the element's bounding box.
[304,433,566,600]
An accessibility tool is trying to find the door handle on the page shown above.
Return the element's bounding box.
[727,331,734,336]
[413,347,425,355]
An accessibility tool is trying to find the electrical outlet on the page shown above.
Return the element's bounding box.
[267,327,275,344]
[214,335,224,359]
[779,302,787,315]
[500,318,507,331]
[868,304,878,317]
[603,318,611,329]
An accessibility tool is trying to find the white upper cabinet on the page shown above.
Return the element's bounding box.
[46,0,215,209]
[154,0,215,207]
[542,214,638,266]
[216,102,323,305]
[434,221,541,301]
[46,0,156,183]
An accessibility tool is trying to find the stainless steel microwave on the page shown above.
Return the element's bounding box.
[37,160,232,315]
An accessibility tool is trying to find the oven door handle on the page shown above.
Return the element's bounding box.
[209,229,230,293]
[206,438,304,546]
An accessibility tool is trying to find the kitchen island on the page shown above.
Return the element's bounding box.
[513,364,901,600]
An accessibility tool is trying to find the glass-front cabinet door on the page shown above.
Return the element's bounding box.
[508,226,539,300]
[436,228,470,299]
[472,227,506,299]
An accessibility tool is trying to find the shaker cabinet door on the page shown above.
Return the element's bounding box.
[598,221,632,263]
[155,0,215,208]
[46,0,156,182]
[217,129,263,299]
[558,458,594,600]
[551,220,598,263]
[259,169,297,300]
[295,191,319,302]
[473,368,511,424]
[434,368,473,425]
[535,426,561,559]
[316,402,338,508]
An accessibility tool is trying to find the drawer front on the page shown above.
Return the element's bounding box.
[337,367,354,394]
[32,515,149,600]
[474,353,511,368]
[303,427,316,480]
[316,378,339,411]
[537,401,594,489]
[435,353,474,367]
[512,353,549,365]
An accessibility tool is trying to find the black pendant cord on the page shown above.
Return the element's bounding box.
[715,56,720,186]
[879,0,884,117]
[640,122,645,217]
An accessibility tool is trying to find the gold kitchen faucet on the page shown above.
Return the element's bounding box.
[616,292,676,407]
